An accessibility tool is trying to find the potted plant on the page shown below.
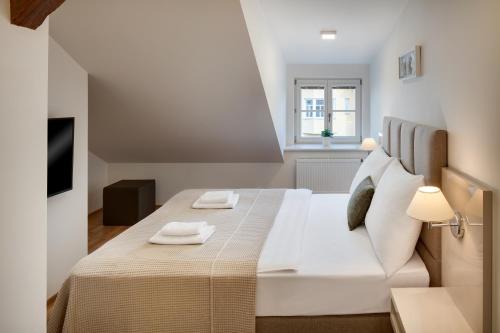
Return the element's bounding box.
[321,128,333,147]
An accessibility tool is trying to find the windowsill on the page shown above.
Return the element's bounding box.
[284,143,367,152]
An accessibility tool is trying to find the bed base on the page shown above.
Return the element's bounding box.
[256,313,392,333]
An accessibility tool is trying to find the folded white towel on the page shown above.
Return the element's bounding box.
[149,225,216,245]
[192,194,239,209]
[161,221,208,236]
[198,191,234,204]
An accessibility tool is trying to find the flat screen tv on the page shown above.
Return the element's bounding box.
[48,117,75,197]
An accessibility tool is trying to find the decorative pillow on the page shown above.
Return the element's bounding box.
[349,147,394,194]
[347,176,375,231]
[364,159,424,277]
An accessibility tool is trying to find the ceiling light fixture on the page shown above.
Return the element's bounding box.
[321,30,337,40]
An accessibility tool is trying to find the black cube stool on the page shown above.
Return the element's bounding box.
[103,179,156,226]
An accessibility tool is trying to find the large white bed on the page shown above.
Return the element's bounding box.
[256,193,429,316]
[49,117,447,333]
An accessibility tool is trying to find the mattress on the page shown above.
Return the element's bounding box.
[256,193,430,316]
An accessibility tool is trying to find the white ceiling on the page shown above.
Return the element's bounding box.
[259,0,408,64]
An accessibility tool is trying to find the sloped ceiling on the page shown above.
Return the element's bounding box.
[50,0,283,162]
[260,0,408,64]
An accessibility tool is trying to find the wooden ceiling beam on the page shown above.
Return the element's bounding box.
[10,0,65,30]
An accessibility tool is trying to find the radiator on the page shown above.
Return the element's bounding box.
[296,158,361,193]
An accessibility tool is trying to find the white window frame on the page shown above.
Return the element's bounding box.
[295,78,362,144]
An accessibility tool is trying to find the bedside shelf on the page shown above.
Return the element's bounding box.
[390,288,474,333]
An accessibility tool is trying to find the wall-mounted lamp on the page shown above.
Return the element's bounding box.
[360,137,378,151]
[406,186,466,239]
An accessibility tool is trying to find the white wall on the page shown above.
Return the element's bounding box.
[47,37,88,297]
[240,0,287,152]
[88,151,108,213]
[0,1,48,331]
[286,64,371,145]
[369,0,500,330]
[108,150,366,204]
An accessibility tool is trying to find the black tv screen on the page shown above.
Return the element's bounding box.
[48,117,75,197]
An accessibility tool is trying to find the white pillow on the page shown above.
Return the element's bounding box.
[349,147,394,193]
[365,159,424,277]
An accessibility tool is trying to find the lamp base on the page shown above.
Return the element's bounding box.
[450,212,465,239]
[427,212,465,239]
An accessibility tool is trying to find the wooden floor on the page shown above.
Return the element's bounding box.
[47,209,136,317]
[88,209,130,253]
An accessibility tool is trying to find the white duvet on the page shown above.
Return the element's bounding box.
[257,189,312,273]
[256,193,429,316]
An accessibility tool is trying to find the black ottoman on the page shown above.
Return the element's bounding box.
[103,179,156,226]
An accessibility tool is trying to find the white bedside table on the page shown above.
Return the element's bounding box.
[390,288,474,333]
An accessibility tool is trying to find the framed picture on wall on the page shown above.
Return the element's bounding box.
[399,46,421,80]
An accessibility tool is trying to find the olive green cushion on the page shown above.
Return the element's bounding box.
[348,176,375,231]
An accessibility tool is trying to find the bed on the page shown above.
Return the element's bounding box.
[256,193,429,317]
[48,117,448,333]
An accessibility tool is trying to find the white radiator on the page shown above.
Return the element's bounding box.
[296,159,361,193]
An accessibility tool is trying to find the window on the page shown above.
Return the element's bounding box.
[298,86,325,138]
[295,79,361,143]
[315,99,324,111]
[305,99,313,110]
[344,97,350,110]
[314,99,324,117]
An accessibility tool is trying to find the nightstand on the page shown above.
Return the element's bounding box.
[390,288,473,333]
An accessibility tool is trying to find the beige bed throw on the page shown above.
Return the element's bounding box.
[48,189,286,333]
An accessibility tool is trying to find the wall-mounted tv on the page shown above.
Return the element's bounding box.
[48,117,75,197]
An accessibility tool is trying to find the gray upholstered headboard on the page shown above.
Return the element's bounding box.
[382,117,448,287]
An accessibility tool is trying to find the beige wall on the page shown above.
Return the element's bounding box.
[47,38,88,297]
[286,64,371,145]
[108,150,366,204]
[50,0,283,163]
[0,1,48,331]
[369,0,500,330]
[88,151,108,213]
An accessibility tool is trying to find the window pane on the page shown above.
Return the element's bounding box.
[301,111,324,137]
[332,87,356,111]
[315,99,324,111]
[301,87,325,111]
[332,112,356,136]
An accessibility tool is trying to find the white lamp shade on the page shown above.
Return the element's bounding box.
[406,186,455,222]
[361,138,377,151]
